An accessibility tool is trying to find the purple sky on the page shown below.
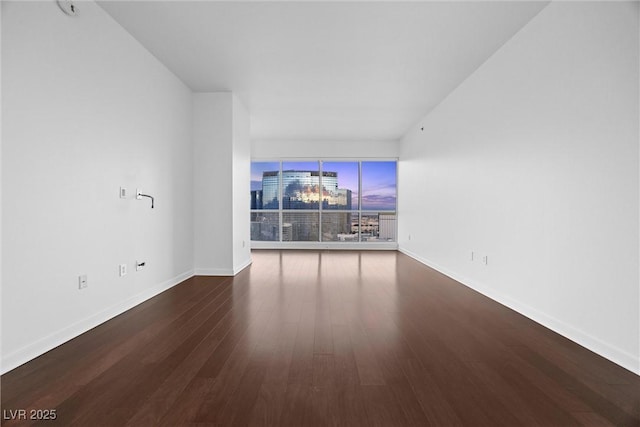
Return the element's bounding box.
[251,160,396,210]
[361,161,396,210]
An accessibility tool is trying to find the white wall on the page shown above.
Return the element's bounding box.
[193,93,233,274]
[193,93,251,275]
[399,1,639,374]
[1,1,194,373]
[251,139,398,159]
[232,96,252,273]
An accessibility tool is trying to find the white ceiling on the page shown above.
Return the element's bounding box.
[98,1,548,142]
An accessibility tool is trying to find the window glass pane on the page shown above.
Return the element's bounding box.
[282,162,320,209]
[351,212,360,238]
[322,162,358,210]
[321,212,358,242]
[360,212,397,242]
[282,212,319,241]
[251,159,397,245]
[251,162,280,209]
[361,161,397,211]
[250,212,280,241]
[359,213,378,241]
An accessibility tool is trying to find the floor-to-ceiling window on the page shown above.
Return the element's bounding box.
[251,159,397,248]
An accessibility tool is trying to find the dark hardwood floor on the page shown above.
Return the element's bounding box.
[2,250,639,426]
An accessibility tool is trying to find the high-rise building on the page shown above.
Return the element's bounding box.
[259,170,351,210]
[379,214,397,241]
[261,171,279,209]
[322,212,353,241]
[250,212,279,241]
[282,223,292,241]
[250,190,263,210]
[253,169,354,241]
[325,188,352,210]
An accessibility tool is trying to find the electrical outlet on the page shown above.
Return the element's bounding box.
[78,275,88,290]
[119,187,127,199]
[482,255,488,265]
[136,189,142,200]
[119,264,127,276]
[136,261,145,271]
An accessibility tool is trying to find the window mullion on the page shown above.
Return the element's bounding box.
[279,161,283,242]
[358,161,362,243]
[319,160,323,242]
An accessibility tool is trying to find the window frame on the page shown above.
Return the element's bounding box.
[251,157,398,250]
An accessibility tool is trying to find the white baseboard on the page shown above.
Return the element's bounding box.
[398,247,640,376]
[233,257,252,275]
[195,258,253,276]
[1,269,194,375]
[194,267,235,276]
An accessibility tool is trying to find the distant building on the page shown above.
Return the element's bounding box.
[250,190,263,210]
[261,171,280,209]
[379,214,397,241]
[253,170,355,241]
[325,188,352,210]
[257,170,352,210]
[250,213,278,241]
[359,214,378,241]
[282,223,292,241]
[322,212,354,241]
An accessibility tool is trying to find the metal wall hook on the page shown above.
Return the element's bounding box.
[136,190,155,209]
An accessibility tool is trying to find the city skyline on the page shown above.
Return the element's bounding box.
[251,161,396,210]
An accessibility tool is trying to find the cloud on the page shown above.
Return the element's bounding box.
[361,194,396,210]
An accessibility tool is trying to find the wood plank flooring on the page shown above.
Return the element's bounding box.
[2,250,639,426]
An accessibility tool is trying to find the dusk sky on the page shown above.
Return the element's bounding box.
[361,161,397,210]
[251,161,396,210]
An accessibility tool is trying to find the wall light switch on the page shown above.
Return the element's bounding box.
[120,187,127,199]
